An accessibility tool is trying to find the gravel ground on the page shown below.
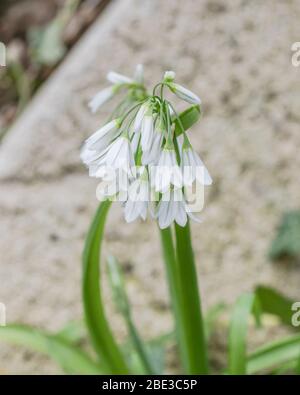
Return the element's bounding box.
[0,0,300,374]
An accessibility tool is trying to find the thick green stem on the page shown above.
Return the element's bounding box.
[174,221,209,374]
[159,227,189,372]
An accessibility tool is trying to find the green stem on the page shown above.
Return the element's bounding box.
[126,316,156,374]
[174,221,209,374]
[83,201,129,373]
[159,227,189,372]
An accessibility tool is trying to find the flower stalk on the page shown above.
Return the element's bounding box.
[82,65,212,374]
[174,221,209,374]
[159,227,188,370]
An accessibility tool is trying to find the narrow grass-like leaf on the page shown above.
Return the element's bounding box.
[82,201,129,373]
[251,295,263,328]
[173,105,201,136]
[107,255,156,374]
[205,303,226,340]
[269,210,300,261]
[247,334,300,374]
[255,285,294,326]
[0,324,103,374]
[228,293,255,374]
[56,320,86,344]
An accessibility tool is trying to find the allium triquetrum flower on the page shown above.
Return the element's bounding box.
[89,64,145,113]
[181,139,212,186]
[163,70,201,105]
[154,141,183,193]
[81,65,212,229]
[124,167,150,223]
[156,188,202,229]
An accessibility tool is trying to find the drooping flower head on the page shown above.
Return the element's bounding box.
[81,65,212,228]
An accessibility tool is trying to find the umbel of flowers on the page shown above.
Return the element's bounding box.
[81,66,212,229]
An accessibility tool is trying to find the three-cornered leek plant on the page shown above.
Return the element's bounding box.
[0,66,299,375]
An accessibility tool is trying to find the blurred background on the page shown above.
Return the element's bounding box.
[0,0,300,374]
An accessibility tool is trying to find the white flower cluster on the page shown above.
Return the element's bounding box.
[81,67,212,229]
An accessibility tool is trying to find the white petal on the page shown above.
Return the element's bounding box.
[88,165,99,177]
[164,150,173,167]
[158,201,171,229]
[86,120,118,147]
[81,143,110,170]
[187,210,203,223]
[149,201,157,219]
[131,131,140,154]
[142,132,162,164]
[106,138,124,167]
[96,174,119,198]
[182,149,194,186]
[125,199,138,222]
[134,104,148,133]
[155,150,183,192]
[158,191,177,229]
[164,196,176,228]
[107,71,133,84]
[192,150,212,185]
[155,164,170,192]
[141,116,154,151]
[80,145,98,164]
[134,64,144,84]
[140,204,148,220]
[172,165,183,188]
[106,138,132,174]
[169,150,183,188]
[164,70,176,81]
[170,83,201,105]
[175,202,188,227]
[88,87,114,112]
[139,181,149,201]
[88,126,120,155]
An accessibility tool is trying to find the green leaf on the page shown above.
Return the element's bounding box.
[205,303,226,340]
[173,105,201,136]
[228,293,255,375]
[255,285,294,326]
[251,295,263,328]
[56,320,86,344]
[269,210,300,261]
[107,255,156,374]
[226,286,297,374]
[106,255,130,316]
[145,343,165,374]
[247,334,300,374]
[28,0,79,66]
[123,331,173,375]
[82,201,129,373]
[29,21,66,66]
[145,332,175,374]
[0,325,103,374]
[148,331,175,347]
